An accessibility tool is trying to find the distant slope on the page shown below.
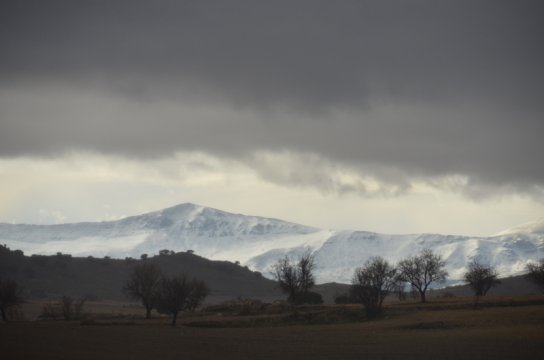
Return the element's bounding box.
[433,275,543,297]
[314,275,544,303]
[0,203,319,263]
[1,203,543,284]
[1,244,541,305]
[0,245,282,303]
[248,225,544,285]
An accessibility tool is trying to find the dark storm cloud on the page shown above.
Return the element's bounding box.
[0,0,543,192]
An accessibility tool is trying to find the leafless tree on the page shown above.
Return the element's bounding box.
[397,249,448,303]
[272,251,316,304]
[123,263,162,318]
[0,278,24,322]
[526,259,544,291]
[351,257,397,319]
[463,260,501,296]
[59,295,86,320]
[297,251,316,293]
[156,274,209,326]
[273,257,298,302]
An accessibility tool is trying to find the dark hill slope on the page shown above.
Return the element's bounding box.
[0,245,282,303]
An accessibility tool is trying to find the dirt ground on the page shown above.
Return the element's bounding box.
[2,301,543,360]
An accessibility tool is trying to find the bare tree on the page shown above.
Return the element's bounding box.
[397,249,448,303]
[351,257,397,319]
[297,251,316,293]
[526,259,544,291]
[123,263,162,318]
[156,274,209,326]
[0,278,24,322]
[59,296,86,320]
[273,256,299,302]
[463,260,501,296]
[60,295,74,320]
[272,251,316,304]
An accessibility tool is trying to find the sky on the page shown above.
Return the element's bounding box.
[1,0,543,236]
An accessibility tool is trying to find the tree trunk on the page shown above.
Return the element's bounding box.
[473,295,481,309]
[171,311,178,326]
[0,306,7,322]
[145,307,151,319]
[420,290,426,303]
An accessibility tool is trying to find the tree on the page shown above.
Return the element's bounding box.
[463,260,501,296]
[297,251,316,294]
[123,263,162,318]
[397,249,448,303]
[59,296,86,320]
[350,257,397,319]
[273,257,298,302]
[156,274,209,326]
[272,251,316,304]
[526,259,544,291]
[0,279,24,322]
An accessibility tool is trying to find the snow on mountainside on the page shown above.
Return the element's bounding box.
[0,203,318,263]
[0,203,543,284]
[494,218,544,236]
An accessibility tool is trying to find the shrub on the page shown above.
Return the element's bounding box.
[60,296,86,320]
[334,293,354,304]
[292,291,323,305]
[0,278,24,322]
[526,259,544,291]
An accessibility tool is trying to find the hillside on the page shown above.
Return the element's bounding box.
[0,245,282,303]
[314,276,543,304]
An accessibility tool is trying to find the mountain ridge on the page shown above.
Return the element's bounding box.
[1,203,543,284]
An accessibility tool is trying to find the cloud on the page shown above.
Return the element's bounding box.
[249,151,410,197]
[2,1,542,107]
[1,0,543,195]
[1,151,543,235]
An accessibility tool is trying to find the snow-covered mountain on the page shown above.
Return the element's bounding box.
[1,203,543,284]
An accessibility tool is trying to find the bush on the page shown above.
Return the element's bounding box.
[334,293,354,304]
[40,296,86,320]
[39,302,62,320]
[61,296,86,320]
[526,259,544,291]
[0,278,24,322]
[292,291,323,305]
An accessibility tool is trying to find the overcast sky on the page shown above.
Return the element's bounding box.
[1,1,543,235]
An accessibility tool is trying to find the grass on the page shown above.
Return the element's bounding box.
[2,296,544,359]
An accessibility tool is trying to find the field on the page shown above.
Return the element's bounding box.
[2,297,544,360]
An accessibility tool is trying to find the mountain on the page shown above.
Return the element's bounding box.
[1,203,543,284]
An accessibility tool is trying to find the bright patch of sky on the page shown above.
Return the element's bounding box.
[1,152,541,237]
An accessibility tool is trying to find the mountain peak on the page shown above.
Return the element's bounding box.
[1,205,542,284]
[157,202,204,218]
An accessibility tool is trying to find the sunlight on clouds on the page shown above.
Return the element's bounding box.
[0,151,543,235]
[249,151,409,197]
